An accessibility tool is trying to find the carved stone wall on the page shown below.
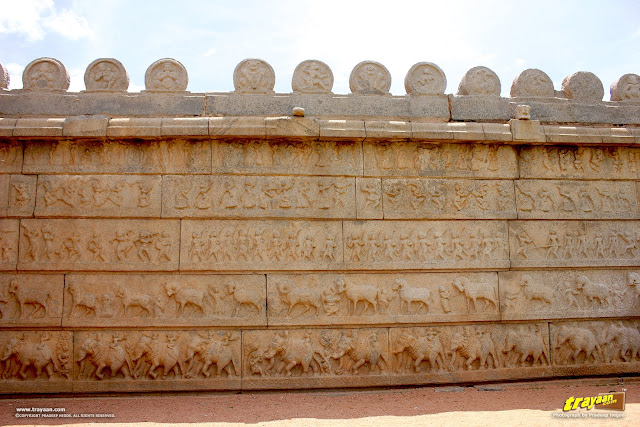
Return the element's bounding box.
[0,57,639,393]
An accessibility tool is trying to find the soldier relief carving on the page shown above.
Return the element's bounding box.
[75,330,240,381]
[292,60,333,94]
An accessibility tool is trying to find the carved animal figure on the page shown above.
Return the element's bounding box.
[392,330,445,373]
[452,277,498,312]
[116,287,165,317]
[132,334,182,379]
[601,322,640,363]
[226,282,262,316]
[335,278,378,315]
[165,283,209,317]
[393,278,432,314]
[520,275,553,306]
[276,281,323,316]
[262,331,327,376]
[198,333,239,377]
[554,324,603,364]
[77,335,134,380]
[449,328,500,370]
[331,331,387,375]
[1,335,66,380]
[8,279,51,318]
[574,275,612,307]
[502,328,549,367]
[67,284,99,317]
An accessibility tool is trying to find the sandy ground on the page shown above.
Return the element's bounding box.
[0,376,638,426]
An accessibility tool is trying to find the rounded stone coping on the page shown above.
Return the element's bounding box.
[144,58,189,92]
[562,71,604,103]
[84,58,129,92]
[404,62,447,96]
[292,60,333,94]
[610,73,640,102]
[511,69,554,98]
[458,66,501,96]
[22,57,70,92]
[0,61,9,90]
[349,61,391,95]
[233,58,275,94]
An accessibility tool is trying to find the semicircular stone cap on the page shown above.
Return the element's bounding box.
[404,62,447,95]
[144,58,189,92]
[561,71,604,102]
[291,59,333,94]
[233,58,275,94]
[457,66,501,96]
[610,73,640,102]
[510,68,554,98]
[349,61,391,95]
[22,57,70,91]
[84,58,129,92]
[0,61,9,89]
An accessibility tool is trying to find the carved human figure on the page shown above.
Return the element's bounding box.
[77,334,134,380]
[292,60,333,93]
[349,61,391,95]
[22,57,70,91]
[12,182,30,207]
[610,73,640,101]
[1,333,70,380]
[233,59,275,94]
[144,58,188,92]
[84,58,129,91]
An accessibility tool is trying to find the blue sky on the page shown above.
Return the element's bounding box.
[1,0,639,98]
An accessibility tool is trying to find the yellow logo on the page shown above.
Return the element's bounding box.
[563,392,625,411]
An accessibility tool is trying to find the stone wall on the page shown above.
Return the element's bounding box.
[0,57,639,393]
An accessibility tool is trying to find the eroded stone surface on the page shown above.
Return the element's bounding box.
[356,178,383,219]
[18,219,180,271]
[35,175,161,217]
[0,142,23,173]
[267,272,499,326]
[84,58,129,92]
[0,219,19,270]
[364,142,518,178]
[404,62,446,96]
[519,145,640,180]
[24,139,211,174]
[344,220,509,270]
[382,178,515,219]
[233,59,275,94]
[500,270,640,321]
[292,60,333,94]
[515,180,638,219]
[349,61,391,95]
[0,175,36,217]
[212,140,362,176]
[145,59,188,92]
[457,66,500,96]
[64,274,265,328]
[181,220,343,271]
[163,175,355,219]
[510,69,554,98]
[510,220,640,268]
[562,71,604,103]
[0,274,64,327]
[22,58,70,92]
[0,62,8,90]
[73,330,241,391]
[610,73,640,102]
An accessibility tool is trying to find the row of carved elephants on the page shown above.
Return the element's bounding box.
[1,57,638,102]
[1,270,638,328]
[1,320,639,392]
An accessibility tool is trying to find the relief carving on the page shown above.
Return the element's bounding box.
[1,331,71,381]
[36,175,161,217]
[0,142,23,173]
[24,139,210,174]
[349,61,391,95]
[610,73,640,102]
[0,275,63,325]
[365,142,517,178]
[292,60,333,94]
[84,58,129,92]
[22,57,70,91]
[212,140,361,176]
[144,58,188,92]
[0,220,18,269]
[233,59,275,94]
[457,66,500,96]
[163,175,354,219]
[404,62,447,96]
[19,219,179,271]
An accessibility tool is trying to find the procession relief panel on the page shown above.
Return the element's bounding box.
[519,145,640,180]
[163,175,355,219]
[0,219,19,270]
[515,180,639,220]
[0,274,64,327]
[509,220,640,268]
[5,175,37,217]
[363,142,518,178]
[242,328,390,389]
[23,139,211,174]
[180,220,343,271]
[267,272,500,326]
[212,140,362,177]
[356,178,383,219]
[0,330,73,393]
[63,274,266,328]
[550,320,640,376]
[343,220,510,270]
[382,178,516,219]
[389,322,553,385]
[73,330,241,392]
[35,175,161,218]
[0,142,23,174]
[18,219,180,271]
[499,270,640,321]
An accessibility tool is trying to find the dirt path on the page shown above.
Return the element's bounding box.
[1,376,638,426]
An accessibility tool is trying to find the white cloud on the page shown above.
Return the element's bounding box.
[4,63,25,89]
[0,0,92,41]
[203,48,217,57]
